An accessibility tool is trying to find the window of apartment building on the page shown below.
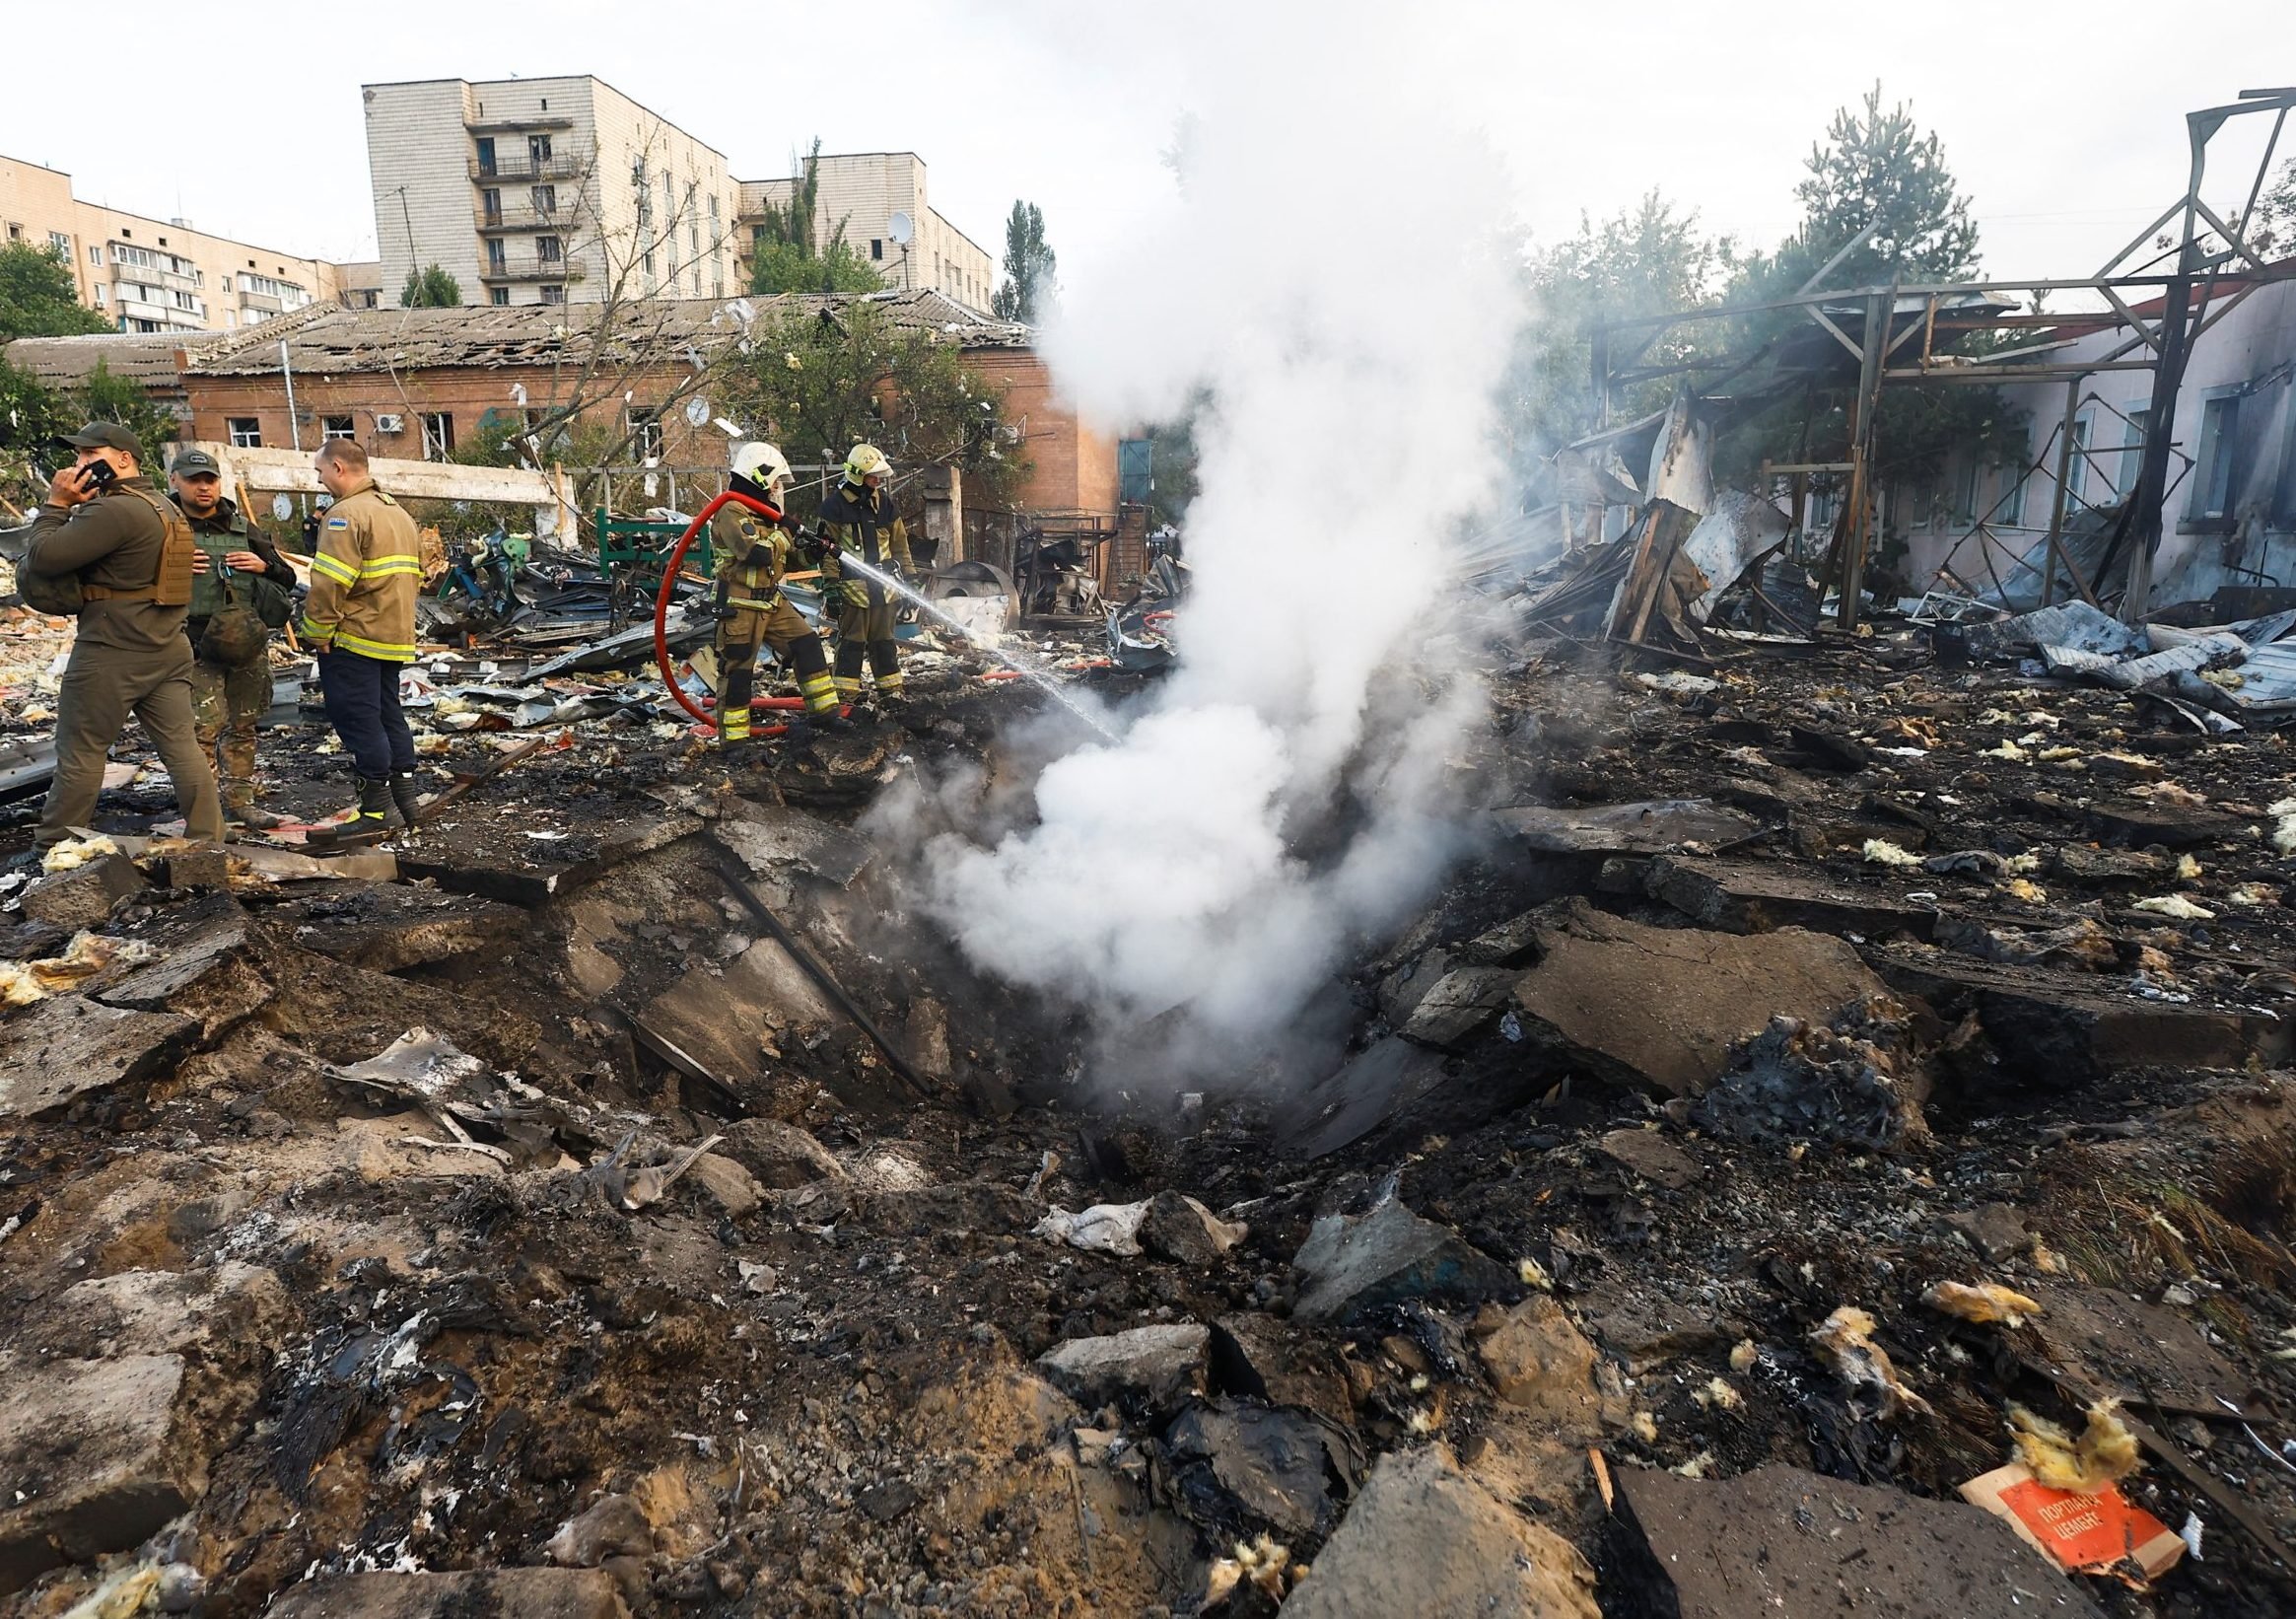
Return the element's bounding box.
[528,134,553,167]
[643,249,656,276]
[539,285,566,305]
[481,187,503,225]
[626,406,663,460]
[713,275,724,300]
[227,418,262,449]
[421,412,455,460]
[476,137,498,176]
[531,185,557,217]
[709,193,720,225]
[870,239,882,261]
[321,415,356,441]
[93,286,106,307]
[2186,391,2243,528]
[491,287,511,306]
[47,231,69,257]
[487,240,508,273]
[536,236,563,265]
[173,290,198,313]
[89,244,102,265]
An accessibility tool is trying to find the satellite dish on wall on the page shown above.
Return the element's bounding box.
[887,211,914,247]
[684,396,711,427]
[270,493,293,522]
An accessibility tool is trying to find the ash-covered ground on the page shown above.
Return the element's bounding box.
[2,617,2294,1619]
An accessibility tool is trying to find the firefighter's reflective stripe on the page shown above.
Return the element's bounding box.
[798,670,839,713]
[359,554,425,580]
[333,629,420,661]
[309,551,359,587]
[726,594,781,611]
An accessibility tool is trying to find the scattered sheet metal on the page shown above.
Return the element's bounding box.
[1680,492,1792,625]
[1964,600,2140,661]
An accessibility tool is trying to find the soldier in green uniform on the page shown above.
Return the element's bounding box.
[709,441,841,747]
[20,423,223,851]
[814,443,912,709]
[169,450,294,830]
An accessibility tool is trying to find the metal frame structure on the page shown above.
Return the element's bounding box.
[1588,87,2296,629]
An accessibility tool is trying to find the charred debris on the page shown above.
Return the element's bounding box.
[3,469,2296,1618]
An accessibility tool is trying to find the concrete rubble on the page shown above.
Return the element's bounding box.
[0,586,2292,1619]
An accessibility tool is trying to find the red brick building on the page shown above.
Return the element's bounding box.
[166,291,1116,531]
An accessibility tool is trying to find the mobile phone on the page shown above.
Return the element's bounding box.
[78,460,116,492]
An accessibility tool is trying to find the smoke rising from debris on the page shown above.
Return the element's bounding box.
[913,7,1523,1082]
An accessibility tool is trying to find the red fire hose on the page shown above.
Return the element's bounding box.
[651,489,847,734]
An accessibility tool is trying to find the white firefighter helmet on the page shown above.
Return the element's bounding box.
[731,440,793,491]
[843,443,892,484]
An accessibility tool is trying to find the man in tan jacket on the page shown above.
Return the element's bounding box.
[300,440,424,849]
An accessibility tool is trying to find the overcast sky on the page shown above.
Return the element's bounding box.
[5,2,2288,288]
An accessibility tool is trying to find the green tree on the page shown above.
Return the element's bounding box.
[0,242,108,341]
[2254,157,2296,256]
[1502,192,1723,467]
[401,264,462,308]
[0,357,69,457]
[990,202,1057,323]
[76,358,177,459]
[719,302,1022,509]
[1729,82,1978,302]
[749,238,883,296]
[747,139,881,296]
[1715,85,2019,494]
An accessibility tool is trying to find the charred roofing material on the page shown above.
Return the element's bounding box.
[178,290,1030,380]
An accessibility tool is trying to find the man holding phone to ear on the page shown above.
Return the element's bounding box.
[19,422,223,852]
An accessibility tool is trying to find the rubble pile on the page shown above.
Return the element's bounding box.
[2,599,2295,1618]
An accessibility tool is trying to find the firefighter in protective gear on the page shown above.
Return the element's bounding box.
[302,439,425,849]
[709,441,840,747]
[815,443,912,707]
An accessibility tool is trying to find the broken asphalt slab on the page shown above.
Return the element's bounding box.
[394,813,703,906]
[1035,1323,1211,1416]
[1643,854,1938,941]
[0,1356,198,1595]
[1509,899,1893,1095]
[263,880,528,973]
[1865,945,2290,1087]
[1291,1194,1513,1322]
[1493,798,1758,857]
[1610,1461,2105,1618]
[1283,1446,1598,1619]
[0,994,197,1118]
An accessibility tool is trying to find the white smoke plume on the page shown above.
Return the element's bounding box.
[918,7,1523,1084]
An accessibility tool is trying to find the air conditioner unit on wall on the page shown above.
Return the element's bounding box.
[376,413,405,434]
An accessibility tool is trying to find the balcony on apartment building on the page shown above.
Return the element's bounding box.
[477,250,587,284]
[467,154,585,184]
[474,203,573,234]
[463,113,575,135]
[113,293,204,330]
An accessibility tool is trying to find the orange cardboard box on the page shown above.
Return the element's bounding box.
[1961,1462,2186,1579]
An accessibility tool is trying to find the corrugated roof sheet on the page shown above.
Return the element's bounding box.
[2,331,212,387]
[181,289,1030,378]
